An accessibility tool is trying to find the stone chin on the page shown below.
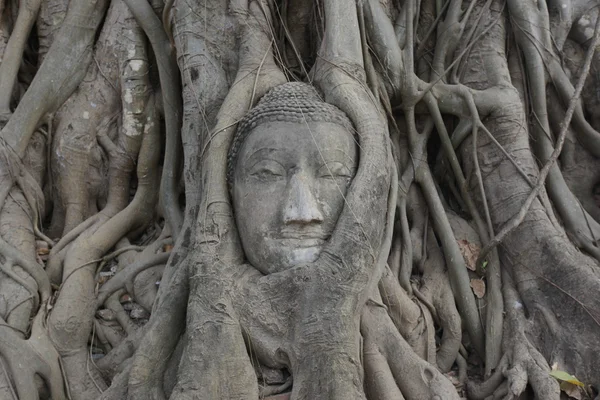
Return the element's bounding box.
[286,244,322,266]
[262,238,325,274]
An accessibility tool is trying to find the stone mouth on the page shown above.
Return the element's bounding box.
[276,237,326,248]
[278,229,328,241]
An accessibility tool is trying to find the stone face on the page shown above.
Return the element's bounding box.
[232,120,357,274]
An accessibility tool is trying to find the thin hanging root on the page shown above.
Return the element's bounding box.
[470,109,503,374]
[374,146,399,300]
[432,83,533,187]
[415,0,449,61]
[424,91,488,238]
[358,3,378,99]
[451,0,493,83]
[546,18,600,158]
[398,101,483,361]
[397,197,412,294]
[428,0,475,81]
[411,6,504,106]
[162,0,175,47]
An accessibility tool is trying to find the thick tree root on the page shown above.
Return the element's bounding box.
[468,270,560,400]
[0,311,67,400]
[361,302,460,399]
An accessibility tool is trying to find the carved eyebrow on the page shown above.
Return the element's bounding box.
[245,147,285,159]
[243,147,289,167]
[315,149,356,166]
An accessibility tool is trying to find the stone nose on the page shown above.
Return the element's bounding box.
[283,173,324,225]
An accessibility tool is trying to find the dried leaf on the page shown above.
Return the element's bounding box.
[550,370,585,387]
[470,279,486,298]
[120,294,132,303]
[96,309,116,321]
[164,244,174,252]
[36,240,49,255]
[560,382,583,399]
[457,239,480,271]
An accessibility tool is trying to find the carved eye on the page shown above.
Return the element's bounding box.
[249,160,285,181]
[318,162,353,180]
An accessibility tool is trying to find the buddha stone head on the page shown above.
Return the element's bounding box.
[228,82,358,274]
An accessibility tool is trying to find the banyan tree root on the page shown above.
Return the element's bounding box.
[48,0,147,238]
[361,302,460,400]
[468,270,561,400]
[47,94,160,400]
[3,0,600,398]
[507,0,600,258]
[125,0,289,398]
[0,0,42,118]
[123,0,183,237]
[0,311,67,400]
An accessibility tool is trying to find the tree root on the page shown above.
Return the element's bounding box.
[0,0,110,158]
[416,231,461,373]
[0,0,42,115]
[96,252,169,306]
[123,0,183,237]
[0,311,68,400]
[139,1,288,397]
[0,235,50,303]
[361,301,460,399]
[379,266,428,359]
[48,96,159,399]
[469,270,561,400]
[127,261,188,400]
[507,0,600,261]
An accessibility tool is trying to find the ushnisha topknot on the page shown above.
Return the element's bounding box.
[227,82,355,185]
